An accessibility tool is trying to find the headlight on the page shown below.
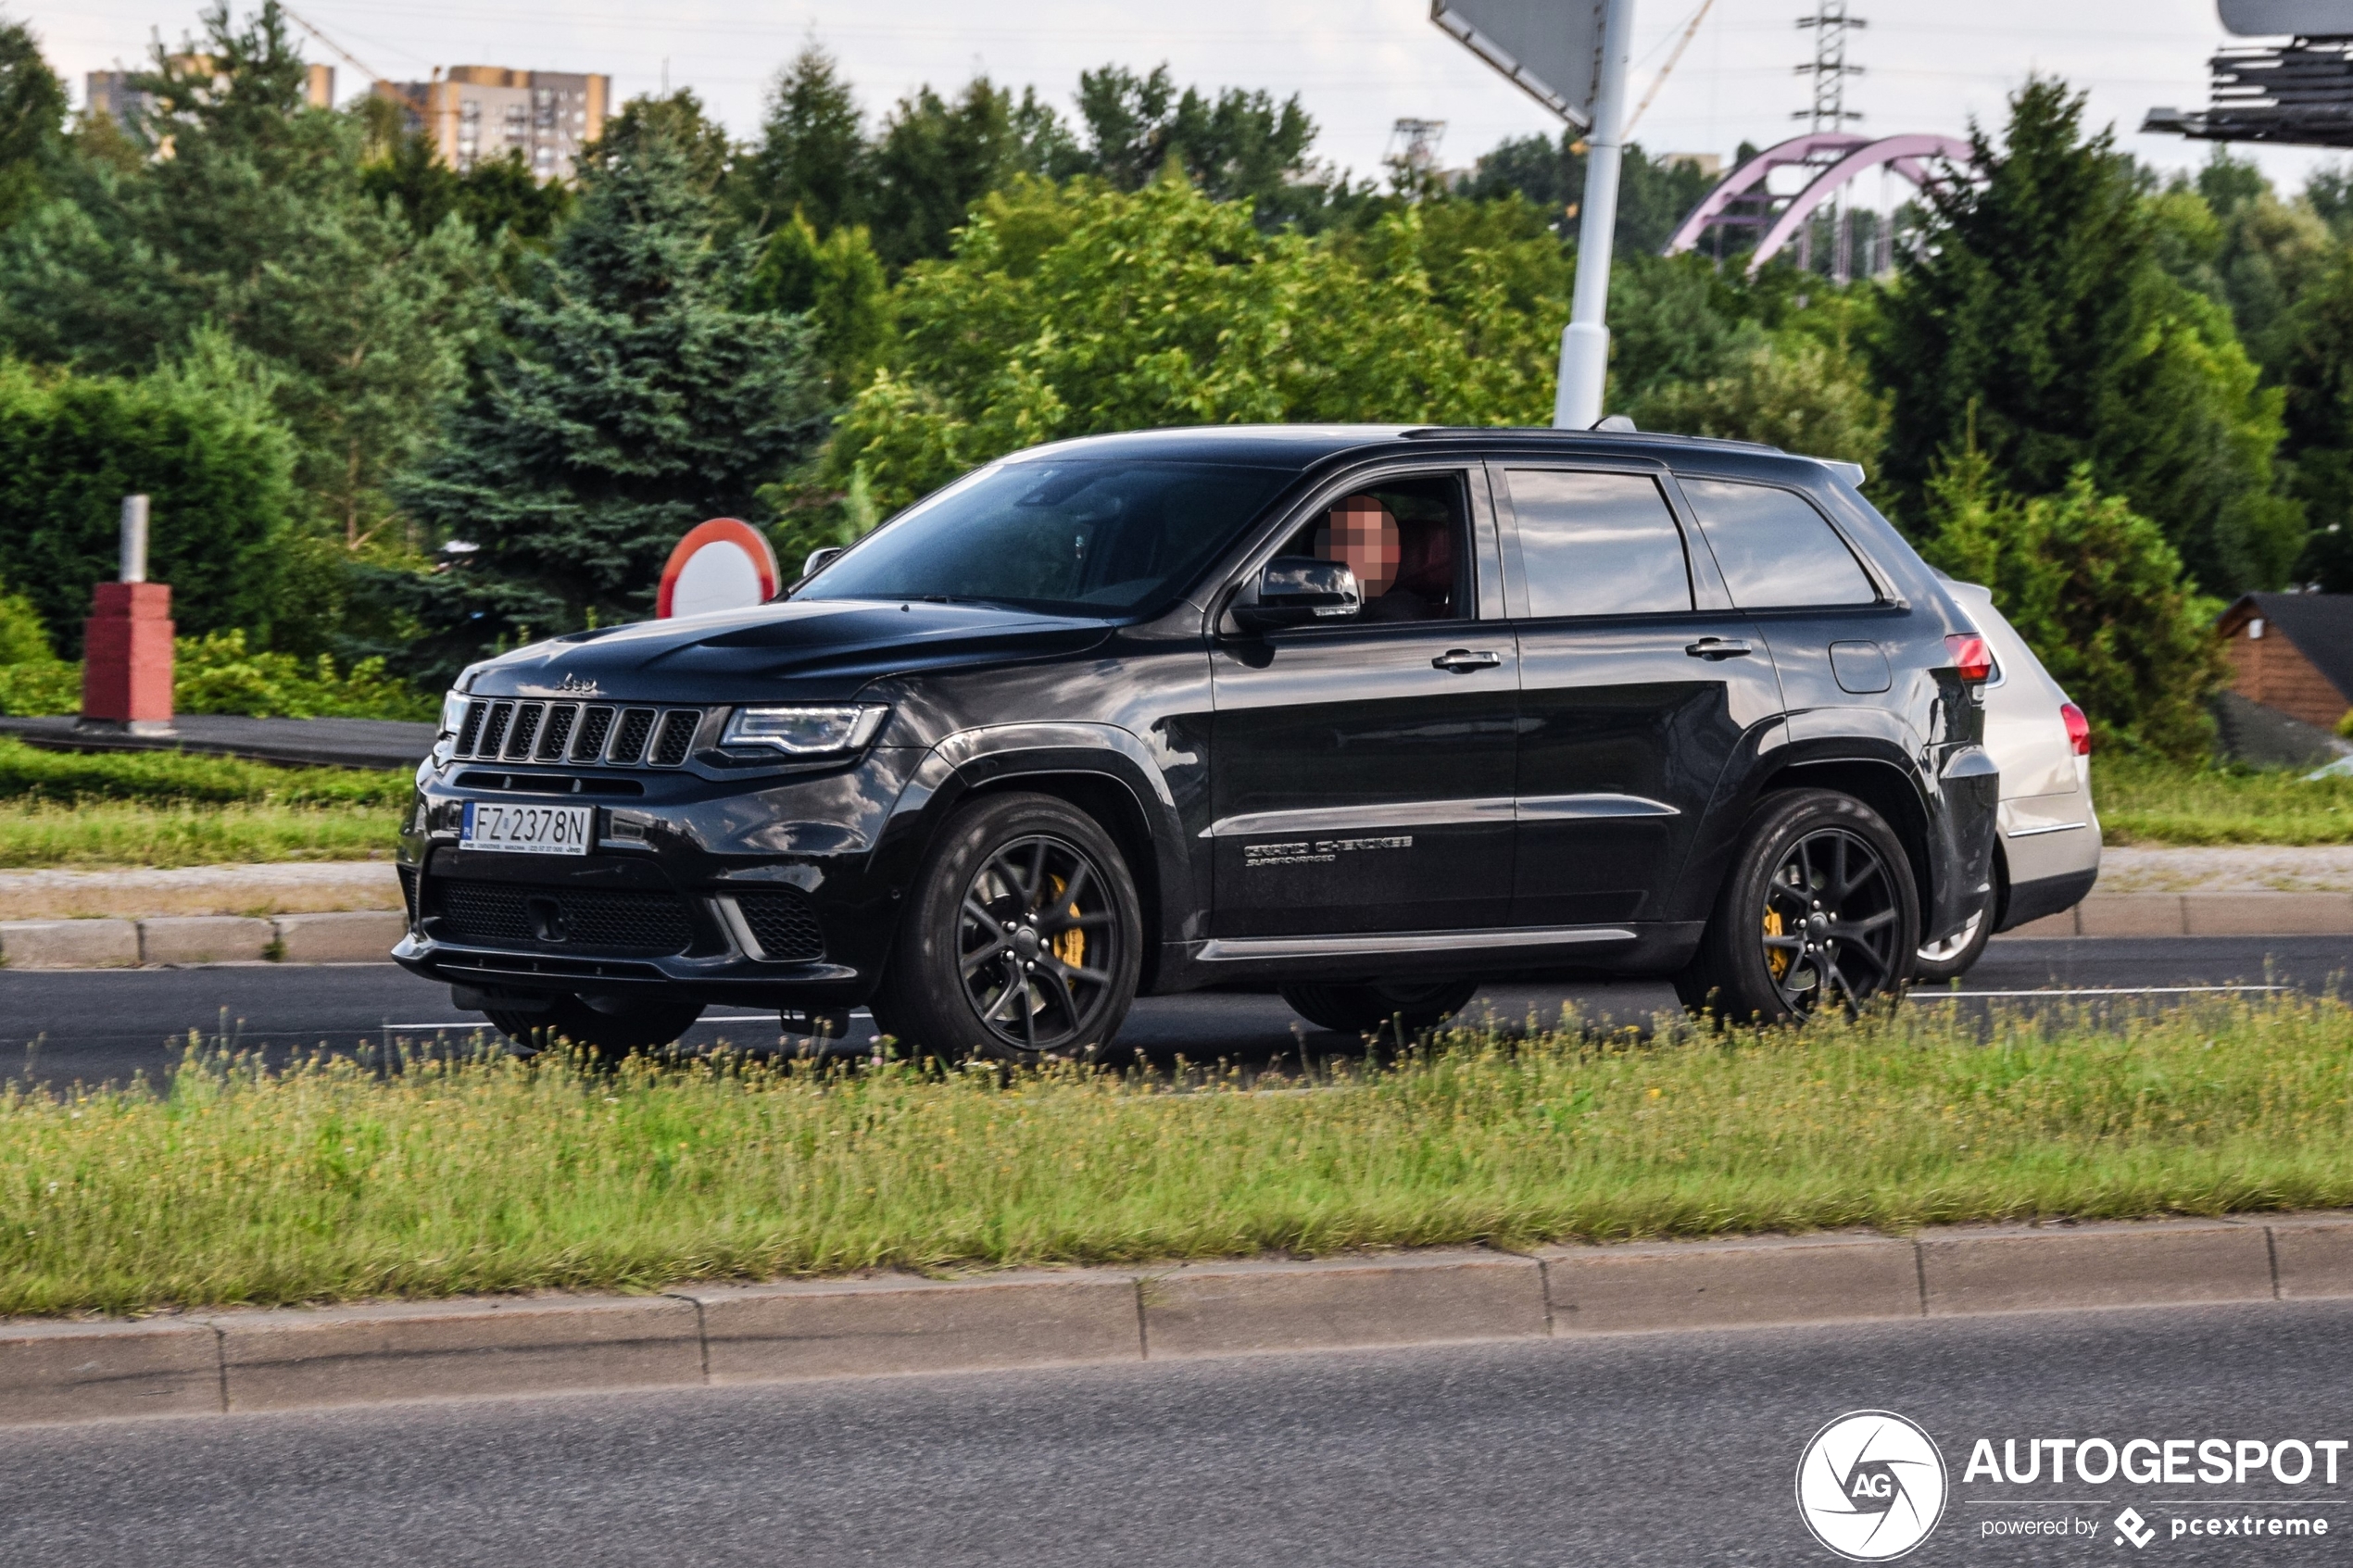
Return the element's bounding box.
[439,690,470,736]
[721,704,889,755]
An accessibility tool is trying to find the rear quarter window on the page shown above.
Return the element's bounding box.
[1678,477,1877,608]
[1504,469,1693,618]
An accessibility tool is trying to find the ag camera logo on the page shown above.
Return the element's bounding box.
[1796,1410,1950,1561]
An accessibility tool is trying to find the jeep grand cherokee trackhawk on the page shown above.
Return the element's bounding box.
[393,424,2004,1059]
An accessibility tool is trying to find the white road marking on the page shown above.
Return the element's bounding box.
[377,1011,867,1030]
[1916,985,2289,998]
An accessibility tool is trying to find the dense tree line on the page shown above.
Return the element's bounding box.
[0,6,2348,757]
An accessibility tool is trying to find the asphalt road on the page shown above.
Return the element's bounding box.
[2,934,2345,1088]
[6,1299,2352,1566]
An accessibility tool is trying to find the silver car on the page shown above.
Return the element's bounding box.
[1916,580,2102,978]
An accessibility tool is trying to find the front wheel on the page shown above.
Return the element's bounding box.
[484,993,707,1060]
[868,792,1142,1061]
[1674,788,1919,1023]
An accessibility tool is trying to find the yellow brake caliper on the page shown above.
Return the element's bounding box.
[1048,876,1086,968]
[1763,906,1791,979]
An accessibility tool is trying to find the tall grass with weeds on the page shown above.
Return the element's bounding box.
[8,995,2353,1316]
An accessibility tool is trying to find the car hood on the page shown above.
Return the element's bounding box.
[461,598,1116,704]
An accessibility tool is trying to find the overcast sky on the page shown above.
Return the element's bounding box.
[28,0,2347,204]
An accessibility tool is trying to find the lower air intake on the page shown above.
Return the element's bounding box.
[429,879,695,957]
[735,890,824,961]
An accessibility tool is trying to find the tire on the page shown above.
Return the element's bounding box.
[1279,977,1478,1037]
[867,792,1143,1061]
[1912,893,1994,982]
[484,993,707,1060]
[1673,788,1919,1023]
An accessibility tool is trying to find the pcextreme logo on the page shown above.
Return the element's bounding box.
[1796,1410,1951,1562]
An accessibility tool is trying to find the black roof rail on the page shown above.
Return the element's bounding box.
[1395,425,1789,457]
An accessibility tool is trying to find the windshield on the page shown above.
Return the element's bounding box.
[795,458,1294,616]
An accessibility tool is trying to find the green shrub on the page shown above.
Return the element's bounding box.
[0,631,433,721]
[0,354,303,657]
[1922,447,2231,760]
[1631,332,1889,472]
[170,629,432,721]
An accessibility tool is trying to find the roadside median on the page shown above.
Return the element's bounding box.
[8,1213,2350,1426]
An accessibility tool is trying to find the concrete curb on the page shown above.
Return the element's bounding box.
[8,1213,2348,1428]
[2004,891,2353,938]
[0,910,408,970]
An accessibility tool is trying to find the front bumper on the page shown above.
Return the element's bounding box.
[393,746,920,1005]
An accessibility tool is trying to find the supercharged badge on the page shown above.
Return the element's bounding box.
[1243,835,1414,869]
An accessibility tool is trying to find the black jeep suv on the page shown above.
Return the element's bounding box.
[394,424,2000,1056]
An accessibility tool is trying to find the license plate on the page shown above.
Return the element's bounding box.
[459,801,593,856]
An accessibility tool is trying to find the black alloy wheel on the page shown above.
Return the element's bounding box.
[869,793,1143,1060]
[957,833,1123,1055]
[1757,826,1906,1017]
[1674,787,1920,1023]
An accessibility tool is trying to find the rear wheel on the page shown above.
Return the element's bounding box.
[868,792,1142,1061]
[1674,788,1918,1023]
[1279,977,1478,1038]
[484,993,706,1060]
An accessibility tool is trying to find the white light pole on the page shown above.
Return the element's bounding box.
[1554,0,1636,430]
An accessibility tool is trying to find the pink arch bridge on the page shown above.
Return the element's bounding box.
[1664,132,1976,276]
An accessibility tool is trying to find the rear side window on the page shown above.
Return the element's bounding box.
[1678,478,1877,608]
[1504,470,1692,618]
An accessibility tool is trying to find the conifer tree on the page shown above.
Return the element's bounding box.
[390,105,829,679]
[1872,78,2301,594]
[738,44,868,234]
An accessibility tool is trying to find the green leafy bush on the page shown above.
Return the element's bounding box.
[0,353,303,657]
[1921,447,2231,760]
[170,629,432,721]
[1631,332,1889,472]
[826,175,1569,516]
[0,629,432,721]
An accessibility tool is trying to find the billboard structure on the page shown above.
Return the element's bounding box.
[1429,0,1633,429]
[2146,1,2353,147]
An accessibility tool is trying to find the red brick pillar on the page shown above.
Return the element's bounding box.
[80,582,175,735]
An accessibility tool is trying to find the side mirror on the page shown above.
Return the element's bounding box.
[802,546,844,578]
[1230,556,1361,632]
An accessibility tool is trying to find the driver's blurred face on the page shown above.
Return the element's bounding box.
[1324,495,1400,596]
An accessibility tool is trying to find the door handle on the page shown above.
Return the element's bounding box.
[1685,637,1754,660]
[1432,649,1503,671]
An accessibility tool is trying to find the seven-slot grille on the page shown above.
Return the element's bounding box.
[447,701,705,767]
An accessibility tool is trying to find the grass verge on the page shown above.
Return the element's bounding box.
[0,736,406,868]
[2096,753,2353,846]
[7,996,2353,1317]
[0,799,401,869]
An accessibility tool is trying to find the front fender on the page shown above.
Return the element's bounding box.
[868,721,1203,988]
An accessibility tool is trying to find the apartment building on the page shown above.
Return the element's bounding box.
[86,59,334,124]
[375,68,610,182]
